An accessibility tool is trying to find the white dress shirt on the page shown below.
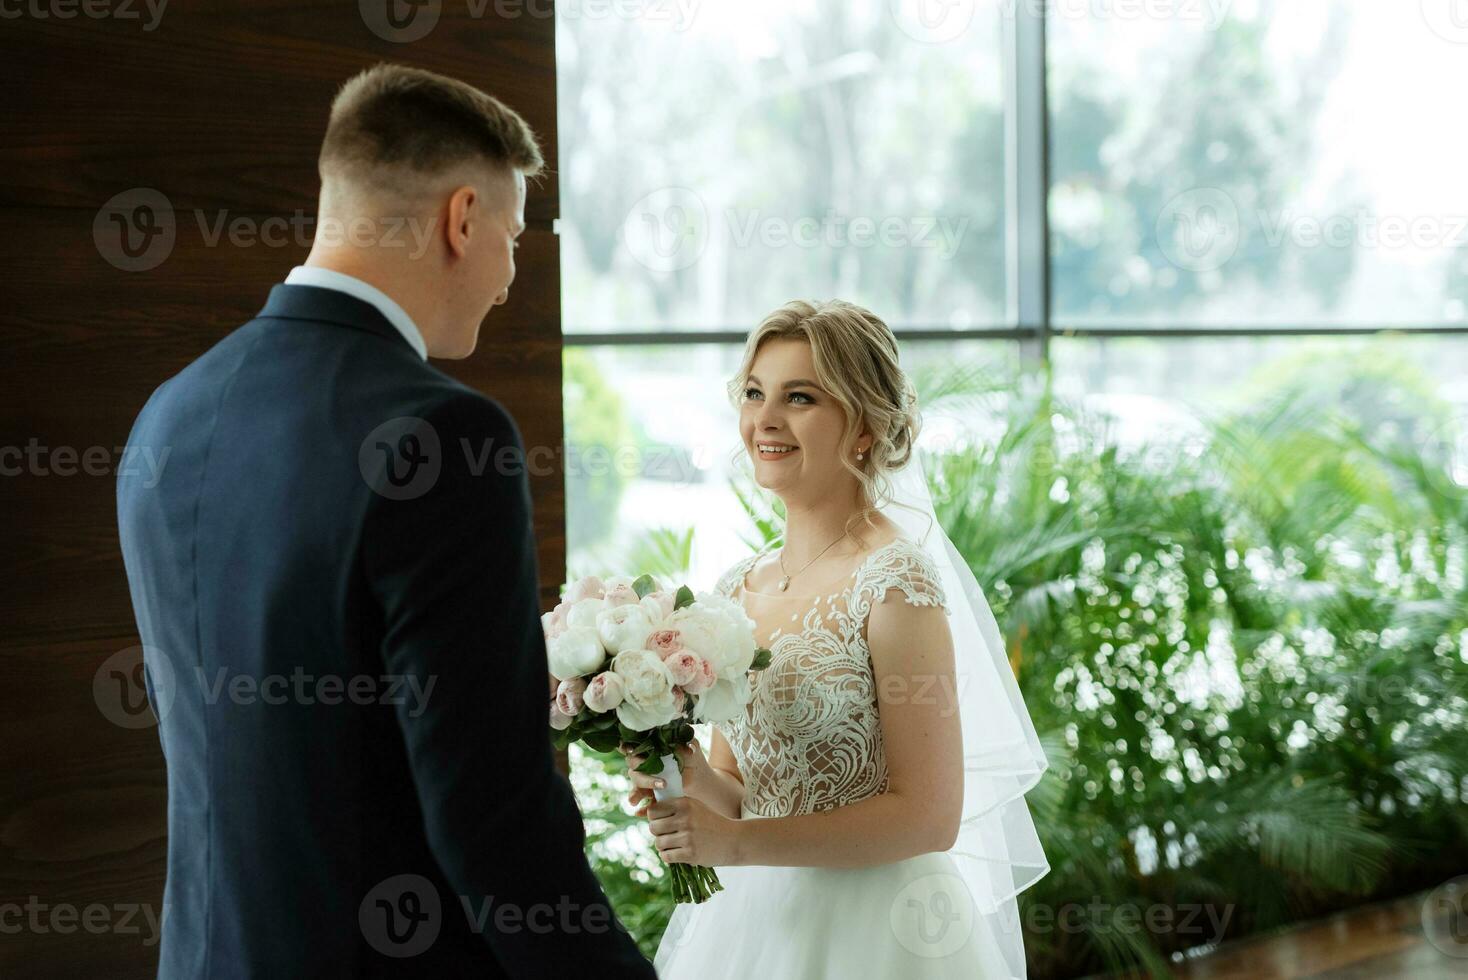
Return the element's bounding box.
[284,265,428,361]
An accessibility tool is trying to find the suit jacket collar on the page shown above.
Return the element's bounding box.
[257,283,417,355]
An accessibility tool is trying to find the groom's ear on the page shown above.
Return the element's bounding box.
[443,184,477,259]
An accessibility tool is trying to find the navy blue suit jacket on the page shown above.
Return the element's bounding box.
[117,283,655,978]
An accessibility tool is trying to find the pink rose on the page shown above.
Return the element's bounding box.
[603,583,640,608]
[664,651,715,694]
[555,677,587,716]
[566,575,605,604]
[646,628,684,657]
[672,686,686,713]
[582,671,626,713]
[695,658,718,694]
[549,700,574,731]
[662,650,699,686]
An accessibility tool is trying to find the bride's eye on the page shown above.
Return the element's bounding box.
[788,392,814,405]
[743,387,763,401]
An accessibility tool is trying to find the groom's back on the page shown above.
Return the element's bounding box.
[118,287,545,978]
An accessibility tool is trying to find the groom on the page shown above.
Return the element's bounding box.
[117,64,655,978]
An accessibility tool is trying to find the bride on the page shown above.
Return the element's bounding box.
[618,299,1051,978]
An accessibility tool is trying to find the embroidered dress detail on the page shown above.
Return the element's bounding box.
[710,538,949,818]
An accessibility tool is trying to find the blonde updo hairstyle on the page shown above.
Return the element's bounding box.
[727,299,922,548]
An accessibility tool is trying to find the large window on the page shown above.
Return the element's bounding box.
[557,1,1468,575]
[1048,2,1468,328]
[556,0,1008,334]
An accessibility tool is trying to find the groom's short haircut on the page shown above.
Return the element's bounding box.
[319,62,544,202]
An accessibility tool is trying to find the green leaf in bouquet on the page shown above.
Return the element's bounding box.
[584,712,619,732]
[634,754,665,775]
[673,585,695,610]
[551,727,575,751]
[632,573,658,599]
[751,647,773,670]
[582,729,622,754]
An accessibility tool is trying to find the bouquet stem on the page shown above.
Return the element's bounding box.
[653,751,725,904]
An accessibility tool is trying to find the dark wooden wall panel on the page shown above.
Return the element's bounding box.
[1,6,559,222]
[0,6,564,976]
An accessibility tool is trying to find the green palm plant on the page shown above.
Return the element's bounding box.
[914,356,1464,977]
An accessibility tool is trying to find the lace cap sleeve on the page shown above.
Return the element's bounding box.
[713,548,764,598]
[859,539,950,614]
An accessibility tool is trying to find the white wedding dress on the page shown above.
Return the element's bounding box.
[653,536,1021,979]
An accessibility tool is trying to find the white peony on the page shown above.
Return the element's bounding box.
[564,575,605,604]
[692,672,753,724]
[639,591,676,626]
[597,604,655,656]
[546,626,606,681]
[565,597,606,631]
[610,649,682,730]
[671,599,757,676]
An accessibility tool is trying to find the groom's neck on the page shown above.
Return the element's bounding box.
[302,247,439,347]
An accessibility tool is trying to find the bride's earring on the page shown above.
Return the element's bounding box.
[856,448,865,461]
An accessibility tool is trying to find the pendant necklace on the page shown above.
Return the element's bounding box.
[776,529,851,592]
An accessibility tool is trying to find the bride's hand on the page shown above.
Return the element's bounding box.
[617,735,715,816]
[646,795,743,867]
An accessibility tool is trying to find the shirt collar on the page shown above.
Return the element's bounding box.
[284,265,428,360]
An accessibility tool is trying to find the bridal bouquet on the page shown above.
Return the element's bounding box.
[542,572,770,903]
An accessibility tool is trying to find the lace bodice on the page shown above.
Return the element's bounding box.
[711,537,950,818]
